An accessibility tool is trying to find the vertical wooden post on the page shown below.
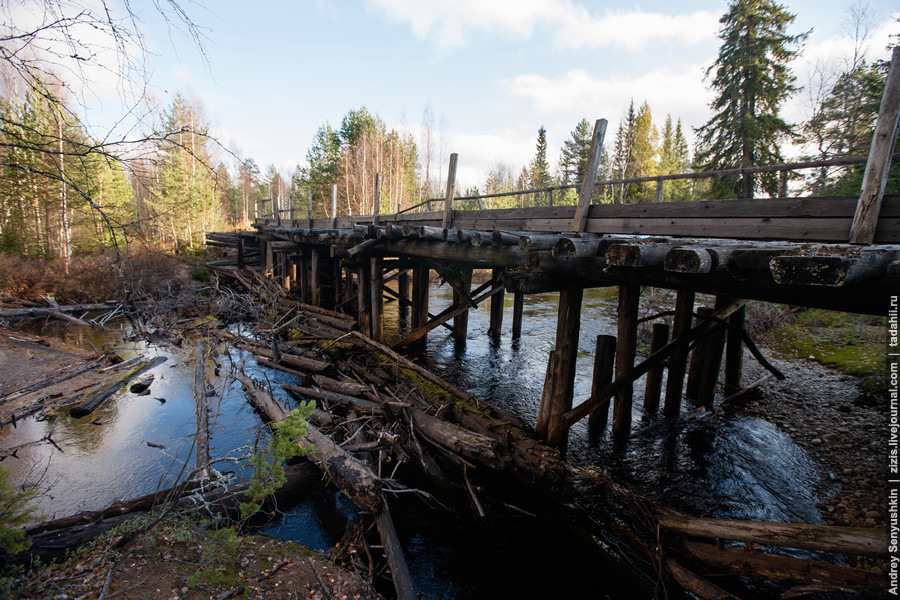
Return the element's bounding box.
[290,260,298,292]
[643,322,669,413]
[310,248,321,307]
[330,259,342,309]
[289,192,295,224]
[411,261,430,343]
[588,334,616,441]
[237,235,245,269]
[686,307,714,399]
[572,119,608,232]
[370,256,383,342]
[696,296,730,406]
[613,285,639,439]
[331,184,338,229]
[280,253,291,291]
[357,263,371,338]
[452,267,473,339]
[546,287,584,450]
[511,292,524,340]
[298,251,309,304]
[488,268,504,338]
[398,268,410,320]
[307,189,314,230]
[724,305,746,396]
[275,197,281,226]
[264,241,273,277]
[778,170,789,198]
[373,173,382,225]
[850,45,900,244]
[442,154,458,229]
[548,189,553,207]
[663,289,695,418]
[655,178,664,203]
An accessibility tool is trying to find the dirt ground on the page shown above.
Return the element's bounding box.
[8,515,383,600]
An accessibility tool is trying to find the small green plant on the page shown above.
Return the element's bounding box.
[0,466,41,554]
[240,405,315,519]
[192,265,211,282]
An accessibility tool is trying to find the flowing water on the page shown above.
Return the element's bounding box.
[0,284,833,598]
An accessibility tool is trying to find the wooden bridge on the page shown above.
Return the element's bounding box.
[208,51,900,451]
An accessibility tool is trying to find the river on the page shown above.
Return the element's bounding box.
[1,283,833,598]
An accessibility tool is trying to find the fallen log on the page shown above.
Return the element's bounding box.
[680,540,885,588]
[281,384,381,413]
[69,356,167,418]
[658,515,887,558]
[409,408,499,464]
[0,302,116,318]
[15,463,320,567]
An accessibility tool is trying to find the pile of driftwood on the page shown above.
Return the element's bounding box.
[210,265,888,599]
[4,265,888,599]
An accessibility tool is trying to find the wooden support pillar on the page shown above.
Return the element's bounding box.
[357,263,371,338]
[452,267,473,339]
[237,236,245,269]
[442,154,458,230]
[290,260,298,293]
[588,334,616,442]
[263,241,273,277]
[280,253,291,291]
[370,257,384,343]
[310,248,321,307]
[663,289,695,419]
[545,287,584,451]
[724,305,746,396]
[511,292,524,340]
[488,268,504,339]
[686,307,714,399]
[398,270,410,304]
[306,189,314,230]
[696,297,730,407]
[331,184,338,229]
[613,285,640,439]
[411,261,430,343]
[643,322,669,413]
[298,252,309,304]
[535,351,559,439]
[332,260,343,309]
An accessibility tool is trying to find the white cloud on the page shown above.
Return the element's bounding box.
[365,0,719,51]
[450,131,535,188]
[555,8,720,51]
[504,67,714,139]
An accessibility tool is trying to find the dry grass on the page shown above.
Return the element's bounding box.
[0,251,193,305]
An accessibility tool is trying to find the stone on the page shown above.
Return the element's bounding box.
[866,510,881,520]
[811,438,822,445]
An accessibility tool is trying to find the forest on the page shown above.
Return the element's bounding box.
[0,0,896,270]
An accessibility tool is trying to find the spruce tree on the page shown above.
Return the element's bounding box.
[695,0,808,199]
[559,119,593,184]
[530,126,552,190]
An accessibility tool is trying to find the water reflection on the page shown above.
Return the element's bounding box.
[391,282,831,524]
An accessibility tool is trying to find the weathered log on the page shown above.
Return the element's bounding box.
[235,340,329,373]
[658,515,887,558]
[0,302,117,319]
[280,384,381,413]
[666,560,739,600]
[69,356,167,417]
[375,503,417,600]
[194,341,210,479]
[409,408,499,464]
[295,303,356,330]
[14,463,320,566]
[681,540,885,588]
[607,243,672,268]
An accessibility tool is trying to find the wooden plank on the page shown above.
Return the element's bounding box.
[442,153,458,229]
[851,46,900,244]
[572,118,608,232]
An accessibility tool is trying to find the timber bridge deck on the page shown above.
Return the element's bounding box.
[207,55,899,449]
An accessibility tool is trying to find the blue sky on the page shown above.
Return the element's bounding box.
[71,1,900,187]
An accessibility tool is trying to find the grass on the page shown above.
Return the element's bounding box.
[768,308,886,378]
